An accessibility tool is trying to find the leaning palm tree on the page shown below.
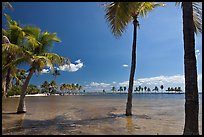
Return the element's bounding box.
[180,2,202,135]
[104,2,165,116]
[3,27,69,113]
[2,14,39,98]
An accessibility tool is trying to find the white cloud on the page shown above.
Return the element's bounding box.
[195,49,201,59]
[83,74,202,92]
[119,75,185,87]
[41,68,50,74]
[122,64,128,67]
[75,59,81,64]
[90,82,110,87]
[59,59,83,72]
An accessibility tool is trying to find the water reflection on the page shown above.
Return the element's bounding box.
[2,113,25,134]
[2,94,202,135]
[126,116,134,134]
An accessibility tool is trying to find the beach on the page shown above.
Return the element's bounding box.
[2,93,202,135]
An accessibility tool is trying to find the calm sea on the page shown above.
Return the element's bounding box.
[2,93,202,135]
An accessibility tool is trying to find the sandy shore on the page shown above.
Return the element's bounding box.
[9,93,48,97]
[2,94,202,135]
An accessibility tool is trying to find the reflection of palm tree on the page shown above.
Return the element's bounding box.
[126,116,134,134]
[104,2,165,116]
[181,2,201,134]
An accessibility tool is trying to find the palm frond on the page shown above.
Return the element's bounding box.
[2,43,24,56]
[2,28,8,36]
[104,2,132,38]
[138,2,166,18]
[2,2,13,10]
[176,2,202,34]
[22,26,41,39]
[32,55,54,73]
[192,2,202,34]
[43,53,66,65]
[2,57,30,74]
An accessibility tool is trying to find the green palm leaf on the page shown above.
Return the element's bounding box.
[175,2,202,34]
[104,2,165,38]
[104,2,132,37]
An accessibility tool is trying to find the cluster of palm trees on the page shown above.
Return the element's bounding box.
[111,85,182,93]
[166,87,182,92]
[2,11,70,113]
[60,83,83,93]
[40,80,58,94]
[104,2,201,135]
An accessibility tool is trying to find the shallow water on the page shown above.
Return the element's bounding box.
[2,94,202,135]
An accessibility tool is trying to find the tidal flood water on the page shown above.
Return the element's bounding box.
[2,93,202,135]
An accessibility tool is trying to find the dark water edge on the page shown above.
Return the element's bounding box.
[2,93,202,135]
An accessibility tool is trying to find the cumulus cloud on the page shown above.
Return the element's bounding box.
[90,82,110,87]
[41,68,50,74]
[59,59,83,72]
[119,75,185,87]
[122,64,128,67]
[195,49,201,59]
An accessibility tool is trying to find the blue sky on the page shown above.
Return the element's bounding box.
[2,2,202,92]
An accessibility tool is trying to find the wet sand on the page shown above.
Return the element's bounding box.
[2,94,202,135]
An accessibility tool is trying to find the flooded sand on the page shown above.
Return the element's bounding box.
[2,94,202,135]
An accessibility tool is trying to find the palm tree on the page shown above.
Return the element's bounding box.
[181,2,202,135]
[160,85,164,93]
[3,19,69,113]
[49,80,58,94]
[2,14,39,98]
[52,68,60,81]
[41,81,50,93]
[13,69,27,86]
[123,86,127,92]
[104,2,165,115]
[144,86,147,92]
[111,86,116,93]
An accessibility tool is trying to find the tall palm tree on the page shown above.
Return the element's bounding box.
[104,2,165,115]
[181,2,202,135]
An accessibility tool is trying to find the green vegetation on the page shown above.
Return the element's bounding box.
[2,13,70,113]
[60,83,83,93]
[7,84,40,96]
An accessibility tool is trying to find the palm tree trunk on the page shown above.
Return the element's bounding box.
[17,68,35,114]
[126,18,138,116]
[5,67,12,97]
[2,74,7,98]
[182,2,199,135]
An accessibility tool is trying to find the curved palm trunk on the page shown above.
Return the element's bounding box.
[17,68,35,114]
[126,18,138,116]
[182,2,199,135]
[5,67,12,97]
[2,74,7,98]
